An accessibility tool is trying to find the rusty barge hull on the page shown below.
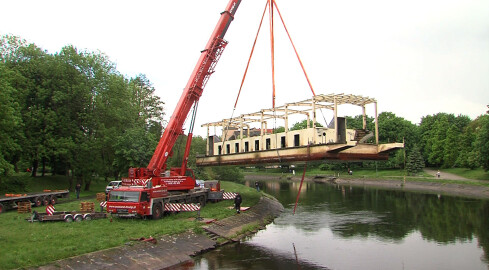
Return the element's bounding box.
[196,142,403,167]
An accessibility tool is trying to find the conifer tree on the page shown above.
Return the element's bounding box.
[406,144,425,175]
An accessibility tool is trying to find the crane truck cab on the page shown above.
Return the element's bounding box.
[106,179,168,219]
[106,172,214,219]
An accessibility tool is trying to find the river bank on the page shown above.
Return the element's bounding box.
[244,174,489,200]
[34,196,284,270]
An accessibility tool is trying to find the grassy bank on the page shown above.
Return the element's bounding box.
[0,172,108,197]
[244,167,489,187]
[0,181,261,269]
[244,167,431,179]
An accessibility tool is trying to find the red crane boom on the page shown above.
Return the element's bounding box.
[128,0,241,190]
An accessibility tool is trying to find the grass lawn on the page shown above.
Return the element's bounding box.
[0,180,260,269]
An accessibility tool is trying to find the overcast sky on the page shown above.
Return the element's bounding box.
[2,0,488,136]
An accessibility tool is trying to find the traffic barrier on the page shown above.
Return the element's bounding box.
[46,205,55,215]
[164,203,201,212]
[223,192,237,200]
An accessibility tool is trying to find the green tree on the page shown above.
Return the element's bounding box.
[443,125,460,168]
[455,124,478,169]
[128,75,164,126]
[474,115,489,171]
[0,63,23,177]
[345,115,374,130]
[114,128,158,175]
[406,144,424,175]
[6,43,53,176]
[419,113,472,168]
[290,120,323,131]
[272,126,285,133]
[377,112,419,150]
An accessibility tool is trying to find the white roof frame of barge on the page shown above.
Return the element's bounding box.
[202,93,379,144]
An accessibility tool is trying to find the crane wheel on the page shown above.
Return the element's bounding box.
[152,204,162,220]
[33,197,42,207]
[64,215,74,223]
[49,196,57,205]
[74,214,83,222]
[42,197,50,206]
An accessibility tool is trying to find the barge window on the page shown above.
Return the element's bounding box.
[266,138,271,150]
[294,134,300,146]
[245,142,249,152]
[281,136,286,148]
[218,146,222,155]
[235,143,239,153]
[255,140,260,151]
[226,144,230,154]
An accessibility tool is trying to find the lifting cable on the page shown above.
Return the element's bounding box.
[221,0,325,169]
[221,1,269,149]
[175,101,199,164]
[268,1,280,162]
[269,0,276,108]
[273,0,315,97]
[232,0,268,110]
[293,161,307,215]
[274,1,329,128]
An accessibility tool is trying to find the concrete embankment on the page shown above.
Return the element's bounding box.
[35,196,284,270]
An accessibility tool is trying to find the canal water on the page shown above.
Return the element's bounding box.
[186,180,489,270]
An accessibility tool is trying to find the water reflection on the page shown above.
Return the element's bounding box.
[185,241,330,270]
[255,180,489,247]
[190,180,489,269]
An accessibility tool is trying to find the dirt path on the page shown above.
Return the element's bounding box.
[423,168,469,181]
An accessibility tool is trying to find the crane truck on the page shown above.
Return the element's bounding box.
[106,0,241,219]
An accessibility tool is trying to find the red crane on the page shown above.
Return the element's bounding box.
[126,0,242,191]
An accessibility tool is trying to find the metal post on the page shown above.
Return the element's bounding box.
[362,105,366,130]
[334,97,338,143]
[374,102,379,144]
[260,111,264,150]
[206,126,210,155]
[240,117,243,152]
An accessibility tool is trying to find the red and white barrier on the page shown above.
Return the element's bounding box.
[164,203,201,212]
[46,205,55,215]
[223,192,237,200]
[100,201,107,208]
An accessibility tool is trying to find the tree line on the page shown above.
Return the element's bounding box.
[0,35,167,190]
[1,35,488,190]
[271,111,488,174]
[344,110,489,173]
